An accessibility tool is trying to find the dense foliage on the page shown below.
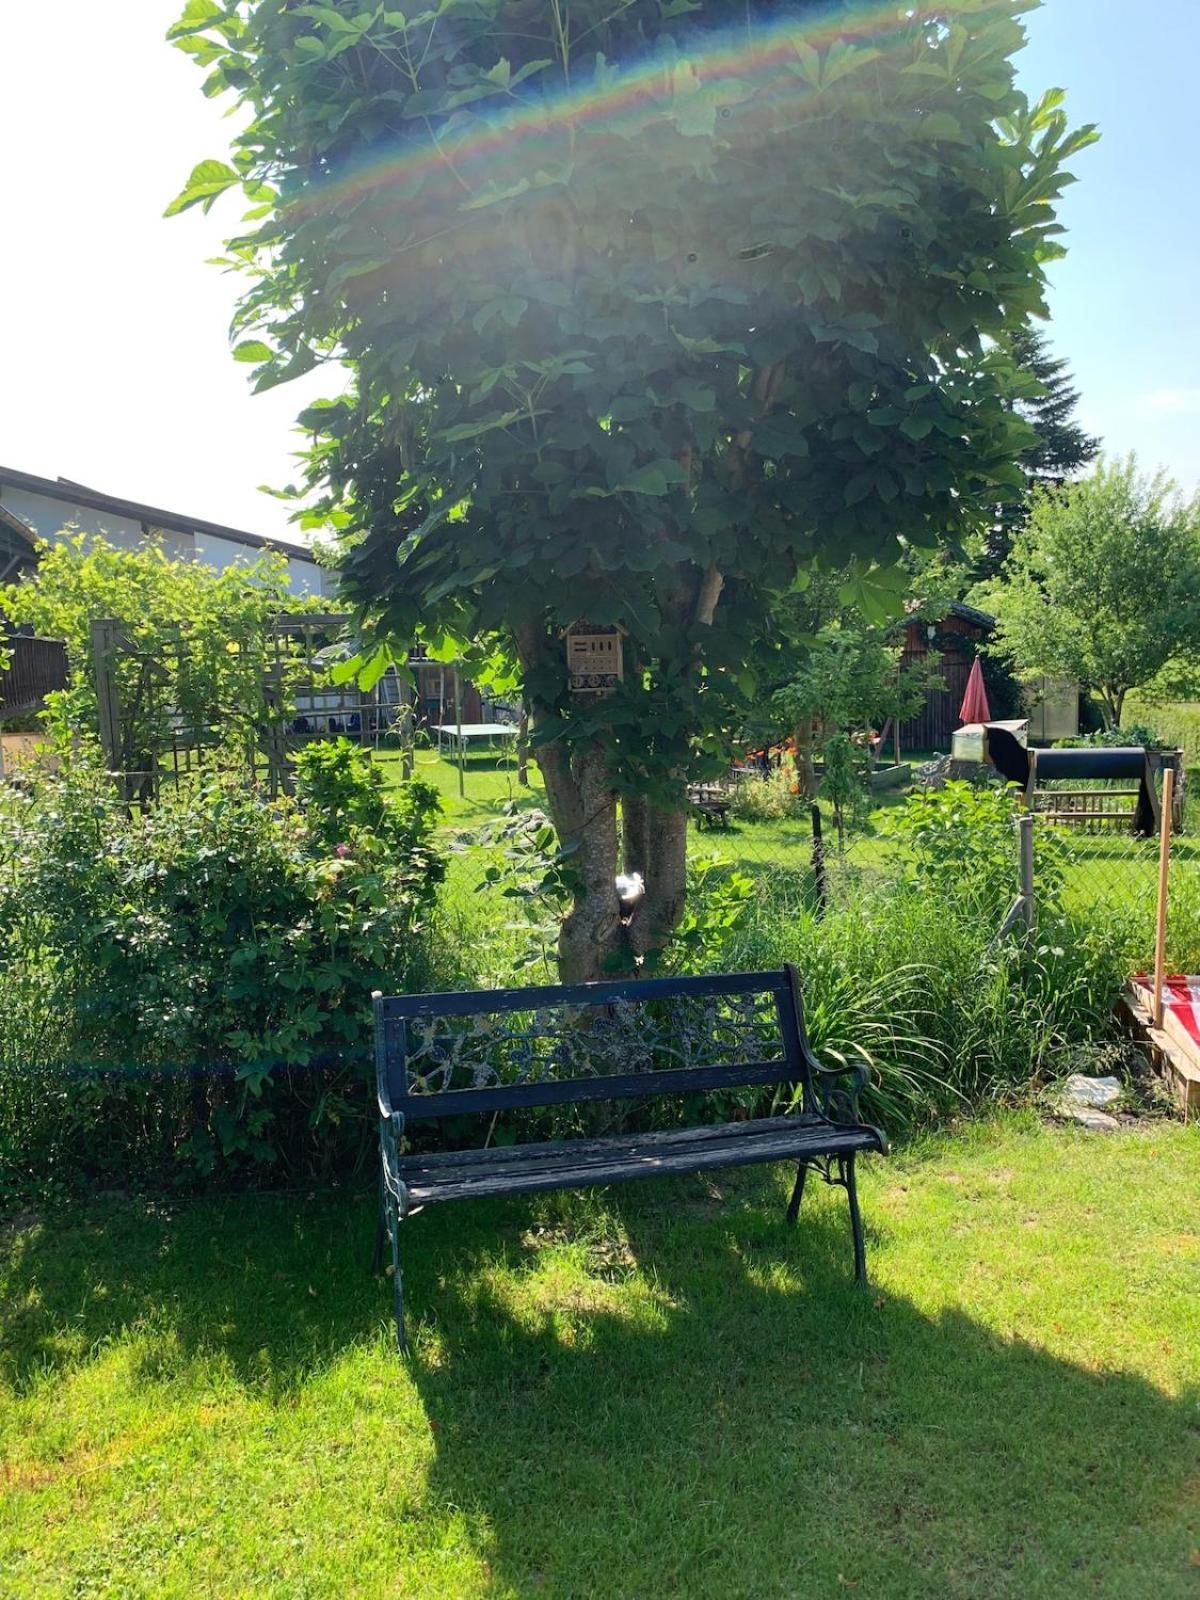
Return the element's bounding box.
[771,612,934,795]
[978,456,1200,727]
[0,535,322,786]
[170,0,1094,977]
[0,743,443,1191]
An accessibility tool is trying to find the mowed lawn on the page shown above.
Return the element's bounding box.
[2,1117,1198,1599]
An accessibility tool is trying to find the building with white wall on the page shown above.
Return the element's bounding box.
[0,464,333,596]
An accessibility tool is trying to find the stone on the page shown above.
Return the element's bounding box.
[1061,1073,1123,1108]
[1061,1106,1121,1132]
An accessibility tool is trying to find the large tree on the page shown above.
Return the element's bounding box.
[171,0,1094,980]
[978,456,1200,728]
[976,324,1101,577]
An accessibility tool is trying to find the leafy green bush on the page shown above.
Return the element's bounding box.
[0,745,444,1193]
[1123,697,1200,766]
[729,769,803,823]
[888,780,1031,923]
[473,803,577,976]
[1054,724,1165,751]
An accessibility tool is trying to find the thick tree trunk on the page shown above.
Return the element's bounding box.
[627,801,689,963]
[622,792,650,877]
[554,741,623,984]
[515,562,721,981]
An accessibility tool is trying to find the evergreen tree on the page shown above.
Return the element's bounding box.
[978,327,1101,577]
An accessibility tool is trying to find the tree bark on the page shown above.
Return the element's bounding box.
[793,719,817,799]
[513,585,720,982]
[555,741,623,984]
[622,791,650,877]
[517,703,529,787]
[627,801,689,962]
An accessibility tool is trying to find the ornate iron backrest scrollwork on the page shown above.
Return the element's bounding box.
[377,970,816,1121]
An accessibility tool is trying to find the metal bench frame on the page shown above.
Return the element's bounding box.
[372,964,887,1352]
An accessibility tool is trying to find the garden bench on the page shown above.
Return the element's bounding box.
[687,783,732,828]
[372,966,887,1352]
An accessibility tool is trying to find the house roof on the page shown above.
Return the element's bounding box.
[0,500,37,550]
[947,600,995,630]
[0,464,317,561]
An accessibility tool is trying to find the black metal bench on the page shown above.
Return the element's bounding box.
[372,965,887,1352]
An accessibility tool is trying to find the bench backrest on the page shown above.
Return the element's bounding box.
[374,966,816,1122]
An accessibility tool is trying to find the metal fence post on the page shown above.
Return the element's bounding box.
[810,803,827,916]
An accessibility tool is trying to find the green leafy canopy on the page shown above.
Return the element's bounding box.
[169,0,1094,722]
[977,456,1200,728]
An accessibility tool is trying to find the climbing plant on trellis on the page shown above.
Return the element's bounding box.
[90,612,412,801]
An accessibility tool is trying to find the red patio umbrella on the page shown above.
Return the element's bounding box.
[958,657,991,725]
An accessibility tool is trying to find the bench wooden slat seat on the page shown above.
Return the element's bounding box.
[402,1116,880,1206]
[372,964,888,1353]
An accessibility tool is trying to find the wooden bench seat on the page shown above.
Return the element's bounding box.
[400,1115,880,1207]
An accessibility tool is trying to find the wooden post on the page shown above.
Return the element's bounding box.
[894,717,901,771]
[1153,765,1175,1029]
[401,682,415,780]
[90,618,125,796]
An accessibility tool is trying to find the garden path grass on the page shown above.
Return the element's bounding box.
[2,1115,1198,1598]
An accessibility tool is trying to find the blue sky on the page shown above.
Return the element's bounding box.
[1017,0,1200,491]
[0,0,1195,540]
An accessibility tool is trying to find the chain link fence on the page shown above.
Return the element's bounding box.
[366,728,1197,978]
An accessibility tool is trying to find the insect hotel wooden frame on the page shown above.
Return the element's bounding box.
[565,621,625,696]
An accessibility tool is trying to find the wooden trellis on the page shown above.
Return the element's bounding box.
[90,613,415,802]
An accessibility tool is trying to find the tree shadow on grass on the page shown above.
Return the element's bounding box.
[2,1171,1198,1597]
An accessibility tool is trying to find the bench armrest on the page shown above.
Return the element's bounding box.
[807,1055,871,1126]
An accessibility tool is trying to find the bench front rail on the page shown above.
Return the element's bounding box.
[372,964,886,1351]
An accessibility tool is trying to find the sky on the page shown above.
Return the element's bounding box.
[1,0,1197,545]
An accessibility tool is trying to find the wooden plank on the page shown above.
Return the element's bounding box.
[1036,788,1140,798]
[1121,983,1200,1116]
[404,1114,817,1173]
[404,1124,881,1205]
[1038,810,1138,822]
[1153,768,1175,1026]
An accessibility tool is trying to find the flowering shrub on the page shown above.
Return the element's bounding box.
[729,768,805,823]
[0,745,443,1185]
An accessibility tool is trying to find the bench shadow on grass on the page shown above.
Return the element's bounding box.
[3,1173,1198,1594]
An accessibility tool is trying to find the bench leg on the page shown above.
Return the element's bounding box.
[785,1160,809,1226]
[845,1153,868,1288]
[377,1162,409,1355]
[386,1187,408,1355]
[370,1169,387,1276]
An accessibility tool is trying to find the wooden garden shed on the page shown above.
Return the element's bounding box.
[897,602,996,754]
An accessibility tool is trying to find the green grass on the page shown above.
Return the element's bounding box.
[376,747,547,825]
[3,1117,1198,1598]
[384,751,1200,972]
